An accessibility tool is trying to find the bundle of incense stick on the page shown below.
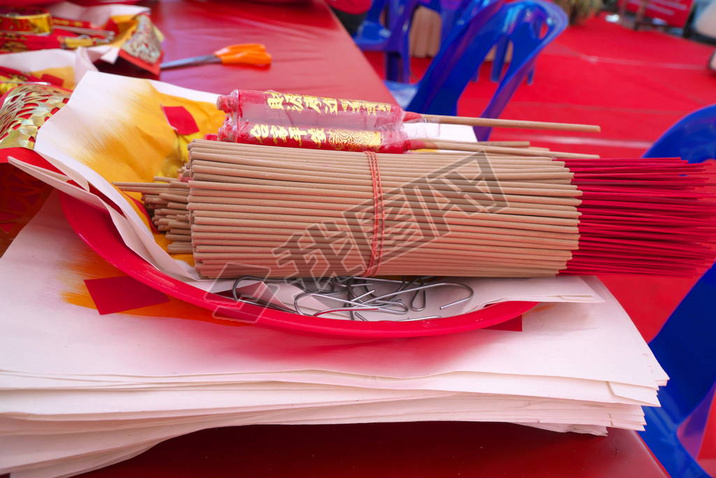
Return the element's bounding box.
[216,90,601,156]
[217,90,602,133]
[116,140,716,280]
[217,121,602,157]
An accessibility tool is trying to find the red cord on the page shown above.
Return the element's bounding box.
[364,150,385,276]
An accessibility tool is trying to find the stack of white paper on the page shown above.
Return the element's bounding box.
[0,196,668,478]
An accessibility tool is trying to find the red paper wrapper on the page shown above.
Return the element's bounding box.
[219,120,410,153]
[217,90,407,131]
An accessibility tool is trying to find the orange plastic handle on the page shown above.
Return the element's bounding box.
[214,44,272,66]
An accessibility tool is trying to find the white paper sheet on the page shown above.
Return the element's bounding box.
[0,398,643,474]
[33,74,200,278]
[10,443,156,478]
[0,393,643,435]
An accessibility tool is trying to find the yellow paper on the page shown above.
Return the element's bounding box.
[31,72,223,277]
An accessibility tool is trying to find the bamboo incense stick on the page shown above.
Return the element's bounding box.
[416,139,600,159]
[188,174,583,199]
[418,114,601,133]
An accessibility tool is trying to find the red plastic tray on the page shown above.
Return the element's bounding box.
[61,194,537,338]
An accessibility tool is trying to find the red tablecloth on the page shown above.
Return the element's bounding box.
[153,0,397,101]
[79,423,668,478]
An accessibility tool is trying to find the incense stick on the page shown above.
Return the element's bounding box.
[419,114,602,133]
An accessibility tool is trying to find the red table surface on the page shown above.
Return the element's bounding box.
[79,423,667,478]
[0,0,666,476]
[150,0,397,101]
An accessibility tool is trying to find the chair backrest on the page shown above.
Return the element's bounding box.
[643,104,716,163]
[353,0,391,42]
[404,0,567,140]
[356,0,423,42]
[366,0,389,24]
[414,0,475,41]
[387,0,416,29]
[384,0,425,48]
[354,0,427,82]
[638,105,716,478]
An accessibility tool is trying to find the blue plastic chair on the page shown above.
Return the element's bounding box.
[385,0,567,141]
[355,0,391,40]
[355,0,477,83]
[644,104,716,163]
[414,0,475,42]
[353,0,425,83]
[638,104,716,478]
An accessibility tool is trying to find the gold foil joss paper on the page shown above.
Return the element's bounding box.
[0,71,38,96]
[0,8,52,35]
[0,84,71,149]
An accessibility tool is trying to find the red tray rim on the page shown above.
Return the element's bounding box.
[61,193,537,338]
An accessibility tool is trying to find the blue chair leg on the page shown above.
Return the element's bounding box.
[473,125,492,141]
[490,38,509,82]
[385,52,399,82]
[401,43,411,82]
[642,406,713,478]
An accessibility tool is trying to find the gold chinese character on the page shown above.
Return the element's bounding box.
[340,99,363,113]
[307,128,327,148]
[270,124,289,144]
[266,92,284,110]
[249,123,270,143]
[363,101,381,115]
[303,96,322,113]
[288,127,308,146]
[322,98,338,114]
[284,94,304,111]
